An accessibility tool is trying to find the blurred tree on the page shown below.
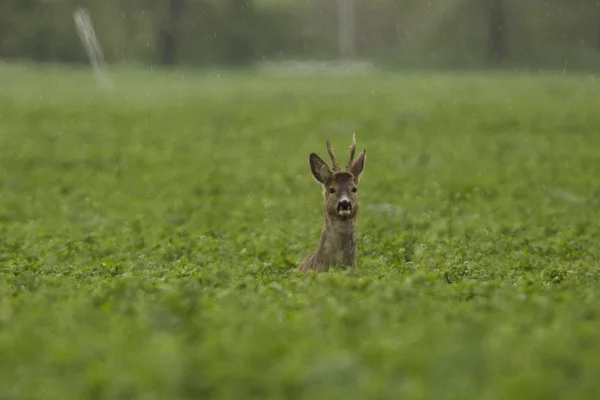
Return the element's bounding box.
[488,0,507,64]
[220,0,256,65]
[337,0,356,58]
[595,1,600,53]
[159,0,185,66]
[120,0,138,45]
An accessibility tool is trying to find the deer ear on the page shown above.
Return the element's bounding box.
[350,149,366,181]
[309,153,332,184]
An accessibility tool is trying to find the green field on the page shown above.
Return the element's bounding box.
[1,64,600,399]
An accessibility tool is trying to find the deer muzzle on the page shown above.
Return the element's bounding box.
[337,199,352,216]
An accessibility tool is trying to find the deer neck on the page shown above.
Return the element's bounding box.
[324,215,355,237]
[315,215,356,270]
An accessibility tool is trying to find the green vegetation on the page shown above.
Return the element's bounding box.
[1,64,600,399]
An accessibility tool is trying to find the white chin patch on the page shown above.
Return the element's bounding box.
[338,210,351,217]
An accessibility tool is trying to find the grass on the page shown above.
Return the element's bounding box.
[1,63,600,399]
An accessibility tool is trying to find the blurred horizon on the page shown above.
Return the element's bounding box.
[2,0,600,72]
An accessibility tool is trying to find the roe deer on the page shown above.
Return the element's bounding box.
[299,134,366,273]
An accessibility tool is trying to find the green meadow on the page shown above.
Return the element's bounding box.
[1,64,600,399]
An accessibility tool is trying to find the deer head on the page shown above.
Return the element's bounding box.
[309,134,366,222]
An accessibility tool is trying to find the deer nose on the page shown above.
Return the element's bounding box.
[338,199,351,210]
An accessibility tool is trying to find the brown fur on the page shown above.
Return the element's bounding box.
[299,135,366,273]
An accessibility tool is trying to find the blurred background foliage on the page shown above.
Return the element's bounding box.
[1,0,600,69]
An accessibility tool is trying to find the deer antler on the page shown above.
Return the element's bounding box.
[346,133,356,171]
[326,139,341,172]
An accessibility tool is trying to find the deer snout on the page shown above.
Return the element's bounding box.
[338,199,352,211]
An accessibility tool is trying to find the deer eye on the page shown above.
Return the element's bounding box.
[328,188,335,194]
[352,187,358,193]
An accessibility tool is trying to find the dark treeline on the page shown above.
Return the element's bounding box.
[1,0,600,69]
